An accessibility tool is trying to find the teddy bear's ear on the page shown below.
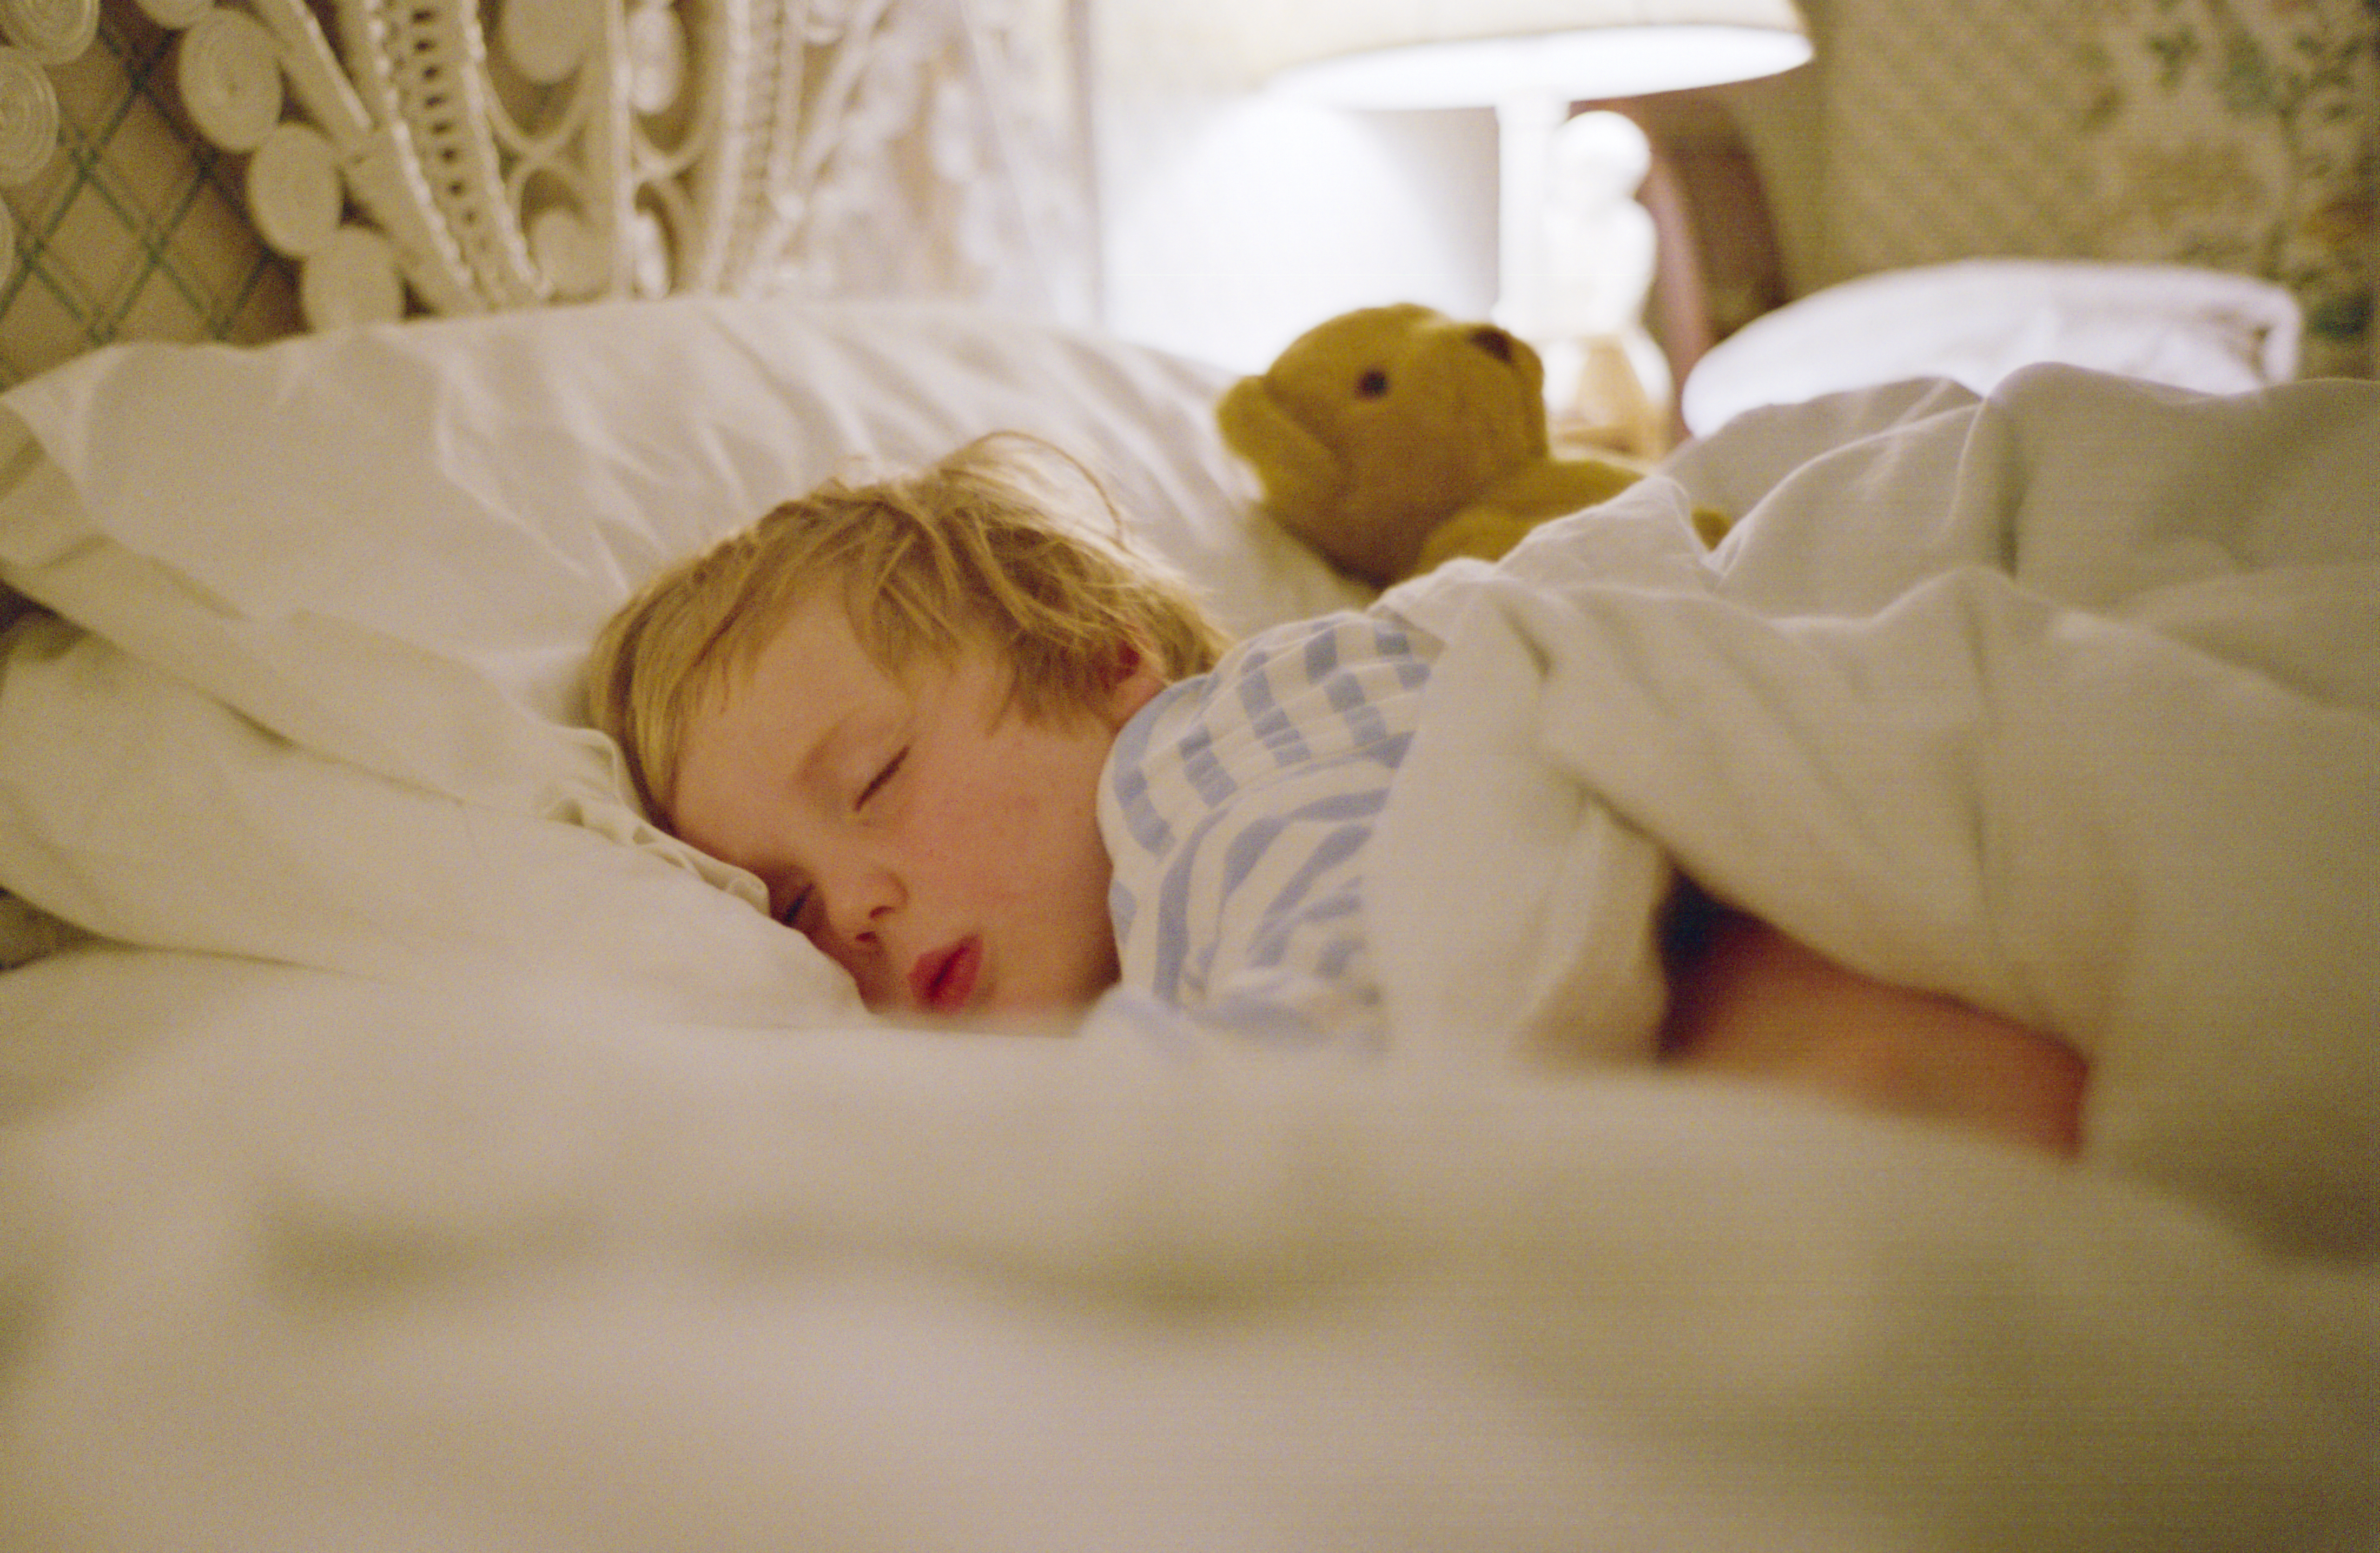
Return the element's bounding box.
[1216,375,1344,522]
[1500,331,1552,448]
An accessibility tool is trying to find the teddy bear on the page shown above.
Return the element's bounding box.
[1217,302,1720,588]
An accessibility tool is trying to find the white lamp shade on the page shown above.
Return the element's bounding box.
[1245,0,1812,107]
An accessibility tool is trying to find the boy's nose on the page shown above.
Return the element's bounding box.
[821,858,903,947]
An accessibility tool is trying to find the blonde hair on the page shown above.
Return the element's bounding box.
[586,433,1226,822]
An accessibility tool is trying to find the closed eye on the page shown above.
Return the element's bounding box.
[857,749,906,809]
[779,883,814,930]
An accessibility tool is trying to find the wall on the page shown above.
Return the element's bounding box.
[1088,0,1499,371]
[1089,0,2375,379]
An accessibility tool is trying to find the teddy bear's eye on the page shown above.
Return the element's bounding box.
[1356,368,1390,399]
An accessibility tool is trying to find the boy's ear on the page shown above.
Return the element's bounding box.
[1100,637,1166,726]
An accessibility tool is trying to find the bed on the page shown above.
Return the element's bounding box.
[2,2,2377,1548]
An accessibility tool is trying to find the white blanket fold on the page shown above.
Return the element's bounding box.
[1375,366,2380,1260]
[2,953,2372,1552]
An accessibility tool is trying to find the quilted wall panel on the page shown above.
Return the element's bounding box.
[1812,0,2374,377]
[0,4,300,390]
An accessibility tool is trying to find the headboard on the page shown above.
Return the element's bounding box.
[0,0,1095,389]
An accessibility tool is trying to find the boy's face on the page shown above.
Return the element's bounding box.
[671,592,1163,1020]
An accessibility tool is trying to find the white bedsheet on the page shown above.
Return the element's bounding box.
[2,358,2375,1548]
[2,949,2372,1551]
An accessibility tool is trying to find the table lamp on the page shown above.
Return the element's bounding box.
[1235,1,1812,346]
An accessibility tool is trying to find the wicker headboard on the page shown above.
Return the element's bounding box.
[0,0,1094,389]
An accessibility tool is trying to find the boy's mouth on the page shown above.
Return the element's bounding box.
[910,937,981,1013]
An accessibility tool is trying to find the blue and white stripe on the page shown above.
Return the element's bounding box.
[1098,609,1437,1057]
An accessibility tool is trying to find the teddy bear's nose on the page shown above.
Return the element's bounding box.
[1469,327,1515,363]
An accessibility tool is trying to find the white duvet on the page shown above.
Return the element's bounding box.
[1,303,2375,1549]
[1376,368,2380,1264]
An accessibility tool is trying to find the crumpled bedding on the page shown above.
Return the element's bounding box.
[1374,368,2380,1262]
[2,950,2374,1551]
[1,356,2375,1549]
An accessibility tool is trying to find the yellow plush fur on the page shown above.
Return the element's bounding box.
[1218,303,1702,588]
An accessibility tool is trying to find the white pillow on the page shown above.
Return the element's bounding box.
[1680,260,2304,436]
[0,296,1363,1014]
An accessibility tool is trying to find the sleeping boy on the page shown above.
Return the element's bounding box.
[586,434,2087,1156]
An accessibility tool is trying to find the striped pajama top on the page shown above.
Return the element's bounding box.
[1093,608,1440,1058]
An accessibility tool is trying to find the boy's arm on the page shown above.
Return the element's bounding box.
[1657,908,2087,1157]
